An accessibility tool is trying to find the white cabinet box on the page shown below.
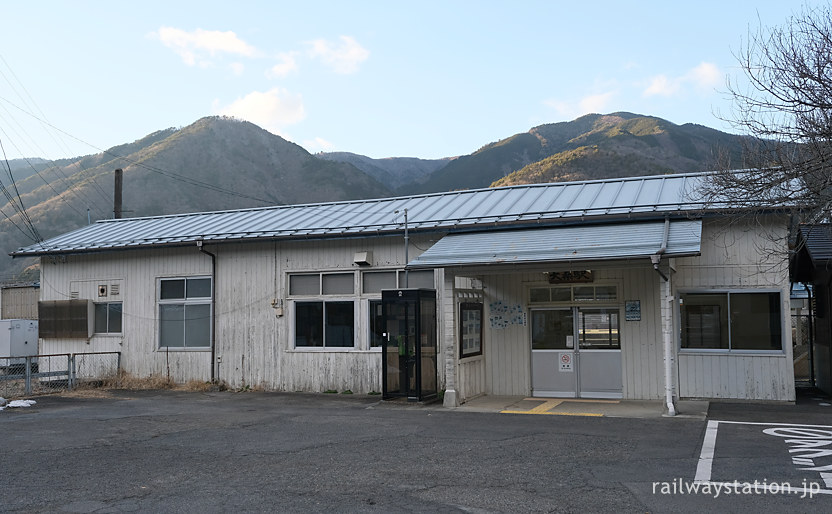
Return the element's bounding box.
[0,319,39,358]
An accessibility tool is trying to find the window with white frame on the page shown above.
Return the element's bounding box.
[290,272,356,348]
[361,269,435,350]
[158,277,212,348]
[679,291,782,352]
[289,269,435,350]
[94,302,122,334]
[529,285,618,303]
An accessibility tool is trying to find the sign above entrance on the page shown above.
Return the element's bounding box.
[548,270,593,284]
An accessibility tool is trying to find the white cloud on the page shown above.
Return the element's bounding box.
[687,62,722,90]
[644,75,679,97]
[230,62,245,76]
[544,91,617,119]
[307,36,369,74]
[303,137,336,153]
[643,62,722,97]
[213,88,306,134]
[152,26,258,67]
[268,52,299,78]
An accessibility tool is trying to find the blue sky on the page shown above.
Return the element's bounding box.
[0,1,818,161]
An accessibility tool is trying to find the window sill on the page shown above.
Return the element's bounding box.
[460,353,484,362]
[289,347,378,353]
[155,347,212,352]
[679,350,786,356]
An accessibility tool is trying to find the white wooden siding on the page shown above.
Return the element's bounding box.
[39,234,442,394]
[37,216,795,401]
[39,247,213,382]
[672,217,794,401]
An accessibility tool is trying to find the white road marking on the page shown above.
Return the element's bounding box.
[694,420,719,483]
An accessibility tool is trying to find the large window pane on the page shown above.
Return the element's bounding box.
[108,303,122,333]
[730,292,782,350]
[290,274,319,295]
[184,304,211,347]
[295,302,323,347]
[160,279,185,300]
[531,310,574,350]
[94,303,108,333]
[325,301,354,347]
[681,294,728,349]
[160,304,185,347]
[186,278,212,298]
[579,308,619,349]
[322,273,354,295]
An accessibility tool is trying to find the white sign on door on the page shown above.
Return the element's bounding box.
[559,352,573,372]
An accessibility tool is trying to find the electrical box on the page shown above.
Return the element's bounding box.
[0,319,39,357]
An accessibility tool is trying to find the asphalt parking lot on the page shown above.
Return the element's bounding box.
[1,389,831,513]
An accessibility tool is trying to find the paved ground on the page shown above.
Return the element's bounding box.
[1,388,830,513]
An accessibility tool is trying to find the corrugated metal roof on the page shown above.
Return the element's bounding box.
[798,225,832,263]
[13,172,713,257]
[407,219,702,268]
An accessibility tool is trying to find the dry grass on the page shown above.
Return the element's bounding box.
[101,370,176,390]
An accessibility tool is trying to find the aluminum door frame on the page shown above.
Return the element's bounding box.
[530,307,623,399]
[530,308,578,398]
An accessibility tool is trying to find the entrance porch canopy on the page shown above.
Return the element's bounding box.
[407,219,702,268]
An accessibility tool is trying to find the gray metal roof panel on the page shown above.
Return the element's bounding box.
[10,172,732,257]
[407,219,702,267]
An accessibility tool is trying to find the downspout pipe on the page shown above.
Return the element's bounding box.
[651,216,676,416]
[197,237,217,382]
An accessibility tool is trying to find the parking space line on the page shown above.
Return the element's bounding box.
[694,419,832,495]
[694,420,719,483]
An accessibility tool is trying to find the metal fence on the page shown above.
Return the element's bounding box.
[0,352,121,398]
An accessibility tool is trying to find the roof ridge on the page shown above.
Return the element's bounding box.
[96,170,715,224]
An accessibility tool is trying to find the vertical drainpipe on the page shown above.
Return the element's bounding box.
[197,237,217,382]
[651,216,676,416]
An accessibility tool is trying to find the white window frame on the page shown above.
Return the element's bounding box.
[94,301,123,335]
[677,288,785,355]
[157,276,213,351]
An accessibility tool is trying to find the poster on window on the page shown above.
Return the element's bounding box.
[460,303,483,357]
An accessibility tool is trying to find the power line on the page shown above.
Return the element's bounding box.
[0,139,41,241]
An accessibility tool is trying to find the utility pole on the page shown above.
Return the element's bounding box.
[114,168,123,219]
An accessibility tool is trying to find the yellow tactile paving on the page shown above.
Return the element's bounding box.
[501,397,620,417]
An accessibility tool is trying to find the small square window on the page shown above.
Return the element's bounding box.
[160,279,185,300]
[322,273,354,295]
[551,287,572,302]
[363,271,397,294]
[94,302,122,334]
[186,278,212,298]
[290,274,320,295]
[530,288,550,302]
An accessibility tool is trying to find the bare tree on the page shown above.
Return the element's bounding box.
[705,3,832,223]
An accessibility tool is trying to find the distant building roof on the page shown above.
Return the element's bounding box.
[11,172,727,257]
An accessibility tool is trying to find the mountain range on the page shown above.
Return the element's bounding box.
[0,112,750,281]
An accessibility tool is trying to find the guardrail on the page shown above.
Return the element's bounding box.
[0,352,121,396]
